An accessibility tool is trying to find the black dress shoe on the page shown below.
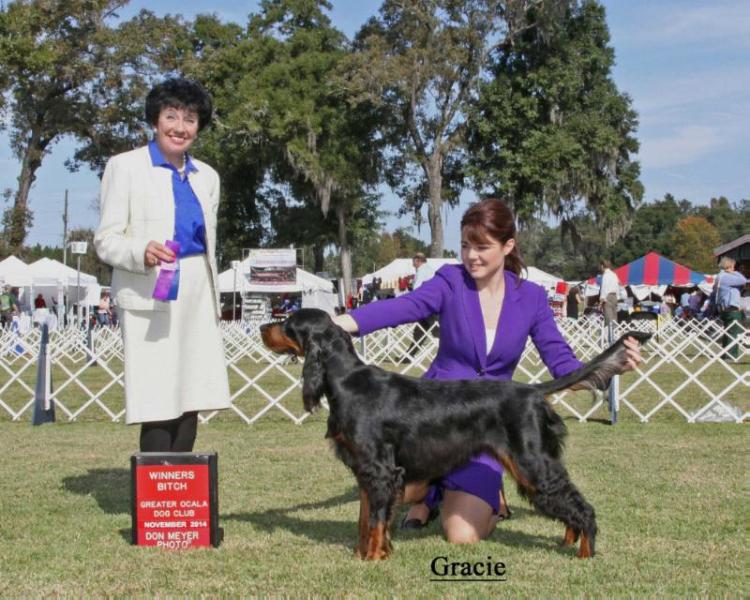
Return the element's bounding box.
[400,506,439,530]
[497,505,513,521]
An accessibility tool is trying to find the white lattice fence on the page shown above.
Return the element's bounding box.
[0,316,747,423]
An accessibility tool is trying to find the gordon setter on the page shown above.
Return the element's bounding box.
[260,308,649,560]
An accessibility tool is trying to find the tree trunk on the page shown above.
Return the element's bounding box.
[312,245,325,274]
[336,204,352,300]
[9,128,46,251]
[425,153,444,258]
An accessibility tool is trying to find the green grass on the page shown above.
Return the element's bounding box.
[0,416,746,598]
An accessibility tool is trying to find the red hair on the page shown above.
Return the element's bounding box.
[460,198,525,278]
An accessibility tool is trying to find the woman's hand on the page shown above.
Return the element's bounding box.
[333,313,359,334]
[144,241,176,268]
[623,336,644,371]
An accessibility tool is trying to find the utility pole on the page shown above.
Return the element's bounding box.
[62,190,68,266]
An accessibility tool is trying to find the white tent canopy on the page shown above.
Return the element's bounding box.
[218,264,333,294]
[0,256,100,328]
[218,262,337,316]
[29,258,101,307]
[525,266,563,292]
[29,257,97,287]
[361,258,459,286]
[361,258,563,292]
[0,256,33,287]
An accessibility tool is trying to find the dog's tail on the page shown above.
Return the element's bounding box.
[534,331,651,397]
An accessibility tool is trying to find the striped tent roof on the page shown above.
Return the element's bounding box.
[587,252,708,287]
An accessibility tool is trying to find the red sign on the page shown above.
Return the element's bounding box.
[134,463,212,549]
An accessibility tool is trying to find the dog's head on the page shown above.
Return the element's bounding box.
[260,308,341,412]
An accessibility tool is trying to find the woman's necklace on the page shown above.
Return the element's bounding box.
[176,154,187,180]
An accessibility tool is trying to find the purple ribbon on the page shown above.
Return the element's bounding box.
[152,240,181,301]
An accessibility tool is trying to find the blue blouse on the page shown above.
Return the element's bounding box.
[148,140,207,257]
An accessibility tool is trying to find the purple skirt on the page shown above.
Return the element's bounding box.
[424,453,504,514]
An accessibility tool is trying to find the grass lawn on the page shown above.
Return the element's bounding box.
[0,414,746,598]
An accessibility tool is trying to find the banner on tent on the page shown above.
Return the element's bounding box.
[244,249,296,285]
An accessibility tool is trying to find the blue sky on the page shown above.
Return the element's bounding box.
[1,0,747,255]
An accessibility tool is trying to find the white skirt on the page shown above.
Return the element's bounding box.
[121,255,231,424]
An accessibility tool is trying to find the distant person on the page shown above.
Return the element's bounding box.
[566,284,583,320]
[95,78,231,452]
[34,294,47,309]
[680,290,690,309]
[412,252,435,289]
[598,260,620,326]
[688,289,703,318]
[97,291,112,326]
[1,285,19,327]
[714,256,747,361]
[662,291,676,314]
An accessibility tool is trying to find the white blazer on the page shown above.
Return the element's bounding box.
[94,145,222,315]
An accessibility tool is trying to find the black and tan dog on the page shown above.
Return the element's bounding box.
[261,308,649,560]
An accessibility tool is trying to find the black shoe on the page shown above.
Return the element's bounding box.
[497,505,513,521]
[400,506,439,530]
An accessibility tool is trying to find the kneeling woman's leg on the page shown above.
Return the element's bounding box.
[441,489,497,543]
[438,455,504,543]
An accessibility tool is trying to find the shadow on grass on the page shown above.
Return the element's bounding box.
[62,468,130,515]
[224,488,359,547]
[225,489,576,556]
[562,415,613,426]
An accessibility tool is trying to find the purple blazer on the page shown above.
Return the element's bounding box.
[350,264,583,381]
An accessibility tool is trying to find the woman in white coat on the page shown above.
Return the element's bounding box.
[95,79,230,452]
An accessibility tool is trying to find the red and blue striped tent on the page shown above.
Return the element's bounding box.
[587,252,709,287]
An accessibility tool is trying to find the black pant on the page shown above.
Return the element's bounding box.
[139,412,199,452]
[719,310,745,361]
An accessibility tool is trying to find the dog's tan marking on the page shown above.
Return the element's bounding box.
[260,324,303,356]
[365,522,390,561]
[498,455,537,495]
[356,488,370,558]
[577,532,593,558]
[562,525,579,547]
[330,432,357,456]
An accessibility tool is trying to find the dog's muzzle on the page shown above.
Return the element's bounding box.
[260,322,303,356]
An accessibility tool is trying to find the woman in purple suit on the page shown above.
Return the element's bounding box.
[334,198,643,544]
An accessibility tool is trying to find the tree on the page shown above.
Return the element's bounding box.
[607,194,688,266]
[671,216,721,274]
[467,0,642,248]
[347,0,570,257]
[268,190,384,274]
[175,14,271,266]
[346,228,431,277]
[189,0,385,295]
[0,0,184,250]
[693,196,750,244]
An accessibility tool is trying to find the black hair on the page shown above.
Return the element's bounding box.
[145,78,213,131]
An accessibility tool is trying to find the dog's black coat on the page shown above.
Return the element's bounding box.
[261,308,649,559]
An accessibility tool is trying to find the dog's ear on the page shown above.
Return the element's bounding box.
[302,340,326,412]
